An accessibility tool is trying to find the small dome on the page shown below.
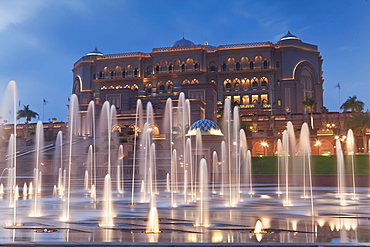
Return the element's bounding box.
[86,47,103,56]
[172,37,196,47]
[187,119,223,136]
[279,31,301,41]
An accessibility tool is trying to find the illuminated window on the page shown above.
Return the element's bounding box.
[224,79,232,92]
[252,95,258,105]
[234,82,239,91]
[234,96,240,104]
[261,94,268,106]
[277,99,281,106]
[242,95,249,105]
[277,80,281,86]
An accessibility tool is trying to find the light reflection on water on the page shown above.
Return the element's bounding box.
[0,180,368,244]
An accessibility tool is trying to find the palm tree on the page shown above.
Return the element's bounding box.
[17,104,39,138]
[345,112,370,152]
[302,97,317,129]
[340,95,364,112]
[17,104,39,123]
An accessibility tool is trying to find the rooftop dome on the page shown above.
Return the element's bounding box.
[86,47,104,56]
[172,37,196,47]
[279,31,301,41]
[187,119,223,136]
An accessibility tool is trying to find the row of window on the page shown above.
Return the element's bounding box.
[224,77,269,92]
[94,57,279,80]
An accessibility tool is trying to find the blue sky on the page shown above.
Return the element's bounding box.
[0,0,369,122]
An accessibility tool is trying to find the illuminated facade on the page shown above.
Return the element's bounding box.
[72,31,324,123]
[72,32,368,158]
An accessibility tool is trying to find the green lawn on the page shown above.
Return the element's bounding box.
[251,154,370,175]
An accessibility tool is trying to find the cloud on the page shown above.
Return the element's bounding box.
[0,0,47,32]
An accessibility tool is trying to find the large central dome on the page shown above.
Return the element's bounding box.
[172,37,196,47]
[187,119,223,136]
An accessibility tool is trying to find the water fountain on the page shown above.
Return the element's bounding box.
[0,81,369,245]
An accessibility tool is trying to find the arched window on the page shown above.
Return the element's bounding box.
[255,56,263,69]
[224,79,232,92]
[234,82,239,91]
[261,77,268,90]
[261,80,267,90]
[233,78,240,91]
[145,84,152,96]
[191,79,199,84]
[249,61,254,70]
[110,71,115,79]
[167,80,174,93]
[131,84,138,92]
[186,58,194,72]
[242,78,249,91]
[251,78,258,90]
[236,62,241,71]
[155,66,160,74]
[227,58,235,71]
[158,82,165,94]
[262,99,268,105]
[122,70,126,78]
[263,60,268,69]
[222,62,227,72]
[241,57,249,70]
[168,64,173,73]
[181,64,185,72]
[173,59,180,72]
[133,68,138,77]
[252,99,258,104]
[147,66,153,76]
[182,79,190,84]
[209,61,216,73]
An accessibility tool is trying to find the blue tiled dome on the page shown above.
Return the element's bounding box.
[172,37,195,47]
[187,119,223,136]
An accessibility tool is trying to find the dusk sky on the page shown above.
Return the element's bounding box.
[0,0,369,122]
